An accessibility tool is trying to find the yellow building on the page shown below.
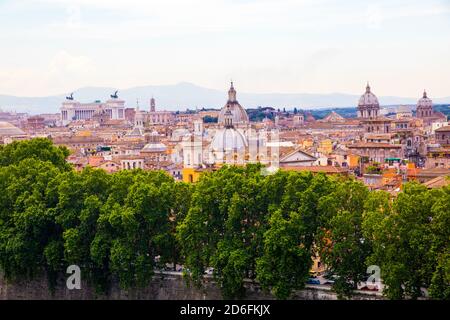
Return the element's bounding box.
[182,168,202,183]
[301,138,314,149]
[317,139,333,154]
[348,154,360,168]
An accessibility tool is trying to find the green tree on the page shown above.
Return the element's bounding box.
[364,183,441,299]
[0,138,70,170]
[0,158,61,282]
[256,209,311,299]
[429,184,450,299]
[177,164,271,298]
[317,179,372,298]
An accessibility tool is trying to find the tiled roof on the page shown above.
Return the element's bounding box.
[348,142,402,148]
[281,166,348,174]
[423,175,450,189]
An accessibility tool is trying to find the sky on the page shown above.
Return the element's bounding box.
[0,0,449,98]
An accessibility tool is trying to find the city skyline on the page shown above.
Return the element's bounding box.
[0,0,449,98]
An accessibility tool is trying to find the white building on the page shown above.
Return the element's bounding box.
[61,92,125,125]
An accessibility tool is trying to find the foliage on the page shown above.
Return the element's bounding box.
[363,183,450,300]
[0,138,70,171]
[316,180,372,298]
[366,165,381,174]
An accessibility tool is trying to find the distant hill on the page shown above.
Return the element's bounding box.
[1,82,449,114]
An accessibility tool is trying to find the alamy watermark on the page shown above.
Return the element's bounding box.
[66,265,81,290]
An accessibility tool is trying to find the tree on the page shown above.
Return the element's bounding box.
[169,182,193,270]
[0,158,62,282]
[177,164,272,298]
[317,179,372,298]
[429,185,450,299]
[0,138,70,171]
[256,209,311,299]
[364,183,442,299]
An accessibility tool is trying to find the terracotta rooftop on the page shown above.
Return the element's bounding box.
[280,166,349,174]
[423,175,450,189]
[416,167,450,176]
[348,142,402,148]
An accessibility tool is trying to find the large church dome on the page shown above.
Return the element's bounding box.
[0,121,25,137]
[210,127,247,152]
[217,82,249,126]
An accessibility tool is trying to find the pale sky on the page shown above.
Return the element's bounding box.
[0,0,449,98]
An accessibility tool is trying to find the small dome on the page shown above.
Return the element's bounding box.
[358,83,379,107]
[218,82,249,126]
[417,90,432,108]
[142,142,167,152]
[210,127,247,152]
[0,121,25,137]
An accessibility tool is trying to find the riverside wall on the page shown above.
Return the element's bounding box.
[0,271,383,300]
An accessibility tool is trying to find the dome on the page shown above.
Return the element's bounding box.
[358,83,379,107]
[417,90,432,108]
[218,82,249,126]
[0,121,25,137]
[142,142,167,152]
[210,127,247,152]
[357,83,380,118]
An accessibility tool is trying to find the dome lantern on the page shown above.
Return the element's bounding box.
[218,81,249,126]
[228,81,237,102]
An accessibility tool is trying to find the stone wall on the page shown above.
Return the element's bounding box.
[0,271,383,300]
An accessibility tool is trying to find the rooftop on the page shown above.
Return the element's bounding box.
[281,166,349,174]
[423,175,450,189]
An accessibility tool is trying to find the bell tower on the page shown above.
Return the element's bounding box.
[150,97,156,112]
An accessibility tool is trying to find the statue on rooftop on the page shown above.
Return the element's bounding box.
[111,90,119,99]
[66,93,74,100]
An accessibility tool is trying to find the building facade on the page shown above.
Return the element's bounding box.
[61,93,125,125]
